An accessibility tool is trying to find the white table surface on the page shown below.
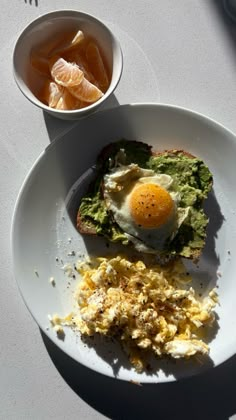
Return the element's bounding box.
[1,0,236,419]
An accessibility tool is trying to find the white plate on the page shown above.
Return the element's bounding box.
[11,104,236,383]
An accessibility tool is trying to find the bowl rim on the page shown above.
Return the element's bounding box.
[13,9,123,115]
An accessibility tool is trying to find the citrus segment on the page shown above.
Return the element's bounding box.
[39,80,63,108]
[63,50,96,84]
[36,35,65,58]
[67,30,84,50]
[30,53,50,77]
[68,77,103,102]
[86,42,109,92]
[49,30,85,57]
[50,57,84,87]
[55,89,81,110]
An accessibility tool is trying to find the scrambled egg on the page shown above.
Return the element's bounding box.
[51,256,218,372]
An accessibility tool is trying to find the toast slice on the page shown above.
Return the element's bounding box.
[76,140,213,261]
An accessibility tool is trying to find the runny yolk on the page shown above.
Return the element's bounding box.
[130,183,174,228]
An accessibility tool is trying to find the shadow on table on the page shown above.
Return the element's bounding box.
[43,94,120,144]
[24,0,39,6]
[210,0,236,55]
[41,330,236,420]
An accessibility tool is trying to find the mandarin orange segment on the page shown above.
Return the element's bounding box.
[70,30,85,45]
[55,89,82,110]
[38,80,63,108]
[49,30,85,57]
[130,184,174,228]
[50,57,84,87]
[68,77,104,102]
[63,50,96,84]
[30,53,50,77]
[86,41,109,92]
[35,34,65,59]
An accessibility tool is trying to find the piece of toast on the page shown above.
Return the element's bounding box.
[76,149,196,234]
[76,141,213,261]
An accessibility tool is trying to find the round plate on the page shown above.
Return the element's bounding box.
[11,104,236,383]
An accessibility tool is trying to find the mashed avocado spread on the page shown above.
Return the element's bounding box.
[78,140,213,258]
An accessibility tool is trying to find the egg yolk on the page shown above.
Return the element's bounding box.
[130,183,174,228]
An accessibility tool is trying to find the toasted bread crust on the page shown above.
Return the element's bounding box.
[76,143,211,261]
[97,140,152,168]
[76,212,97,235]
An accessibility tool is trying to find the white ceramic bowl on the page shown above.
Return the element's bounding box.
[13,10,123,120]
[11,103,236,383]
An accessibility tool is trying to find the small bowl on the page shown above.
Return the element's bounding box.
[13,10,123,120]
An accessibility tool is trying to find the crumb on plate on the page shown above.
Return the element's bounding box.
[49,276,56,286]
[53,324,65,339]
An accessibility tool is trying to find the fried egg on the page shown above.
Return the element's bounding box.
[103,164,189,252]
